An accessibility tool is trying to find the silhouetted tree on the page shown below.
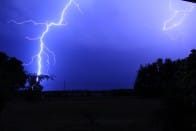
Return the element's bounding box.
[186,49,196,89]
[134,49,196,98]
[134,61,163,97]
[25,73,54,100]
[134,49,195,130]
[26,73,52,90]
[0,52,26,111]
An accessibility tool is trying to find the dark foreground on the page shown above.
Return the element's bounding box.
[0,96,164,131]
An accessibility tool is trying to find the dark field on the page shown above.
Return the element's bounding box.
[1,96,161,131]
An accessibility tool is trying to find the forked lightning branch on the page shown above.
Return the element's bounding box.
[9,0,82,81]
[163,0,194,31]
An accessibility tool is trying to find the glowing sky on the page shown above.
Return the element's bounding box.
[0,0,196,90]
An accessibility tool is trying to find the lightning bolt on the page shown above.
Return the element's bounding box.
[163,0,194,31]
[9,0,82,81]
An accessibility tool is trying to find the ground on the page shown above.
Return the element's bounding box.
[0,96,161,131]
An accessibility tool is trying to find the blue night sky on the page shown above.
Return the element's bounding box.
[0,0,196,90]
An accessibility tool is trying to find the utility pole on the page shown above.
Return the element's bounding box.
[64,80,66,90]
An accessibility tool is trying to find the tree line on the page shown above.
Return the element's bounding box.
[134,49,195,130]
[134,49,196,98]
